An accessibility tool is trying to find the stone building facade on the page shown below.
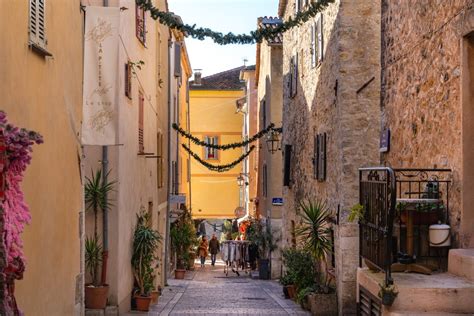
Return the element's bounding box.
[380,0,474,248]
[279,0,381,313]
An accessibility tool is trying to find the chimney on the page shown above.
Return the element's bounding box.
[193,69,202,85]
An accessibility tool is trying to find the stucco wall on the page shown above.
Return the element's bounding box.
[189,90,244,219]
[0,1,83,315]
[257,40,284,278]
[381,0,474,248]
[83,0,169,312]
[281,0,381,313]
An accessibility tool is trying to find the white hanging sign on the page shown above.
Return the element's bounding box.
[82,6,120,145]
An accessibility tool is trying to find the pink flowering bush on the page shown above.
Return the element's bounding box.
[0,111,43,314]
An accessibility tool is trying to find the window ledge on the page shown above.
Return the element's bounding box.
[29,42,52,57]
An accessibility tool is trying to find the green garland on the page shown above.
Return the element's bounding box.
[136,0,335,45]
[183,143,255,172]
[173,123,274,150]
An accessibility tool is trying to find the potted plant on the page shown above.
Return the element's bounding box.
[282,248,315,300]
[85,236,108,309]
[295,199,337,315]
[348,203,364,223]
[378,283,398,306]
[131,210,162,311]
[246,218,278,280]
[170,209,196,279]
[296,287,314,311]
[84,170,115,309]
[279,273,295,299]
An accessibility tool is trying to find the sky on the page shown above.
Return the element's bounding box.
[168,0,279,77]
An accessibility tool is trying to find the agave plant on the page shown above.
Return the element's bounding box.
[296,200,332,261]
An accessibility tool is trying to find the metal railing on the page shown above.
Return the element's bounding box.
[359,167,396,286]
[359,167,452,285]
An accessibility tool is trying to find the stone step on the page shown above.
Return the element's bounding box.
[448,248,474,282]
[387,312,469,316]
[358,268,474,314]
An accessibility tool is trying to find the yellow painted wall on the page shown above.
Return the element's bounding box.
[189,90,245,218]
[0,1,83,315]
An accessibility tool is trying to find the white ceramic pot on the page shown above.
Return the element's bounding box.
[429,224,451,247]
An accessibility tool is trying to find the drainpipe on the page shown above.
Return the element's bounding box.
[100,0,109,287]
[164,37,172,286]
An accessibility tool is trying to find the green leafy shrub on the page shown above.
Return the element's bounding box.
[282,248,316,290]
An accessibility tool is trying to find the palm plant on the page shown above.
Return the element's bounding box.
[84,169,116,239]
[132,211,162,296]
[85,236,103,286]
[296,199,332,260]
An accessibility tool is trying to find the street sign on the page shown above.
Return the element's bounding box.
[272,198,283,206]
[380,129,390,153]
[169,194,186,204]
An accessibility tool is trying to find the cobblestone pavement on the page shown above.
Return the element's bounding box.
[148,260,310,315]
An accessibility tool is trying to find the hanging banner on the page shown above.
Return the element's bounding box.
[82,6,120,145]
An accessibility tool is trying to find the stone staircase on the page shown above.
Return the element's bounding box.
[358,248,474,315]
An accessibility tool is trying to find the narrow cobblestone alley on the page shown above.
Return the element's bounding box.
[148,260,310,315]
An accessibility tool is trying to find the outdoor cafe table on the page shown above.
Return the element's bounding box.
[393,198,440,274]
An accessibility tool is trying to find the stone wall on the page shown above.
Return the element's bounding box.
[381,0,474,247]
[281,0,381,314]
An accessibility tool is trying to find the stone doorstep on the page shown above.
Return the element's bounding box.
[448,248,474,282]
[357,268,474,314]
[85,306,118,316]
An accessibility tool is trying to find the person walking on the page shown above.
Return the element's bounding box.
[198,236,208,267]
[208,233,220,266]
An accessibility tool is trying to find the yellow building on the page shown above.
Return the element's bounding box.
[189,68,246,219]
[0,1,83,315]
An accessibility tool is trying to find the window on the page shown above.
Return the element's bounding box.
[29,0,50,55]
[314,133,327,181]
[157,132,164,188]
[316,15,324,63]
[138,91,144,153]
[289,54,298,98]
[295,0,301,14]
[148,201,153,226]
[136,4,146,45]
[125,61,132,99]
[283,145,292,186]
[263,164,268,197]
[204,136,219,160]
[174,42,182,78]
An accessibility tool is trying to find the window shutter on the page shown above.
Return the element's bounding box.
[174,42,182,78]
[213,136,219,160]
[313,135,318,179]
[29,0,47,48]
[295,0,300,14]
[291,54,298,98]
[263,164,268,197]
[136,4,146,45]
[125,62,132,99]
[138,92,144,153]
[157,132,163,188]
[316,133,327,181]
[283,145,292,186]
[204,136,209,160]
[311,24,316,67]
[317,15,324,62]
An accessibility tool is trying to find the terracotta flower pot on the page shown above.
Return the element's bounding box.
[85,284,109,309]
[287,284,296,299]
[175,269,186,279]
[151,291,159,304]
[135,295,152,311]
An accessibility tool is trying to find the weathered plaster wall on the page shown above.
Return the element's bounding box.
[257,40,284,278]
[281,0,381,313]
[380,0,474,247]
[0,1,83,315]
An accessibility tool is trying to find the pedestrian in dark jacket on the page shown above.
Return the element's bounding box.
[208,233,220,266]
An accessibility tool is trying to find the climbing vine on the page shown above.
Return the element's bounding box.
[173,123,274,150]
[136,0,335,45]
[183,143,255,173]
[0,111,43,315]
